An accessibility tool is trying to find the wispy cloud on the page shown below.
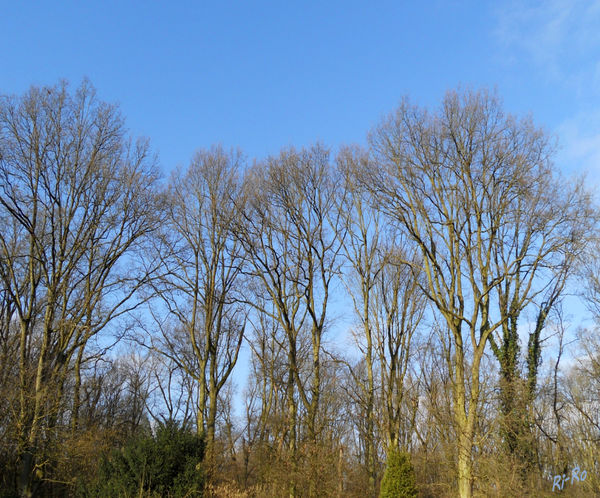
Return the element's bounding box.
[494,1,600,175]
[555,110,600,177]
[495,0,600,86]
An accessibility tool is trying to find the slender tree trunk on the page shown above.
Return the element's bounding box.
[206,375,218,474]
[17,318,30,456]
[20,306,54,497]
[337,446,344,498]
[454,344,473,498]
[71,346,85,434]
[287,362,297,498]
[197,378,206,437]
[365,328,376,498]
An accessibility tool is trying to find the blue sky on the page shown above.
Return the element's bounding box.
[3,1,599,412]
[3,0,600,176]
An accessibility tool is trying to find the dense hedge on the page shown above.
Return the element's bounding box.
[83,421,205,497]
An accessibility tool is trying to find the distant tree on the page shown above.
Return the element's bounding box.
[336,146,384,498]
[236,145,346,497]
[336,145,426,497]
[147,146,246,474]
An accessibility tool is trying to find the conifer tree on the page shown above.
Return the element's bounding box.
[379,448,418,498]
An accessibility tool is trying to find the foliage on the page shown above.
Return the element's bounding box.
[379,449,418,498]
[83,421,205,497]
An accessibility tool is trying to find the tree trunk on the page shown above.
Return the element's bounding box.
[287,357,297,498]
[71,347,85,434]
[206,376,218,474]
[454,358,473,498]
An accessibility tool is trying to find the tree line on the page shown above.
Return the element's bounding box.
[0,80,599,497]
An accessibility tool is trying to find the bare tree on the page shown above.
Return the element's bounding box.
[0,80,161,496]
[336,145,426,496]
[484,161,594,472]
[336,146,383,497]
[364,88,582,497]
[236,144,345,497]
[147,146,246,472]
[373,246,426,453]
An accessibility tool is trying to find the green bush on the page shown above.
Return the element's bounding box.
[83,420,204,497]
[379,448,418,498]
